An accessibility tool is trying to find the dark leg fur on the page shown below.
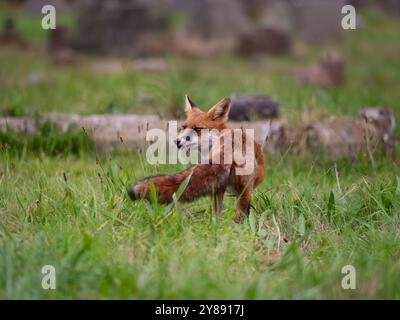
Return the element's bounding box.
[212,189,225,216]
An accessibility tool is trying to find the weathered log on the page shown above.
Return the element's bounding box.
[0,114,283,155]
[304,108,396,160]
[1,108,395,159]
[229,95,279,121]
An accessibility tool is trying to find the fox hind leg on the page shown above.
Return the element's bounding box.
[234,188,252,223]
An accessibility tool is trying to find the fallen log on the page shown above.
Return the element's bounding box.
[1,108,395,159]
[0,113,284,155]
[304,108,396,160]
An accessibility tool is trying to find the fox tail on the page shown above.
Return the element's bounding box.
[128,164,230,204]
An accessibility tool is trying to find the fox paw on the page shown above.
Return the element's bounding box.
[234,213,245,223]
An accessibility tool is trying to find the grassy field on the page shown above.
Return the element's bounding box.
[0,9,400,299]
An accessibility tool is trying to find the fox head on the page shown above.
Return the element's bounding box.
[175,95,231,149]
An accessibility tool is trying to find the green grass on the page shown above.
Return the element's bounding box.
[0,120,95,157]
[0,9,400,299]
[0,153,399,299]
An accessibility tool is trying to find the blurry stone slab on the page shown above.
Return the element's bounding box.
[186,0,250,40]
[229,95,279,121]
[299,51,345,87]
[257,0,295,33]
[89,59,131,75]
[350,0,400,16]
[377,0,400,16]
[290,0,346,43]
[237,27,291,56]
[133,33,173,57]
[0,117,36,134]
[72,0,167,56]
[77,115,163,152]
[173,33,235,58]
[163,0,188,11]
[305,119,367,160]
[132,58,168,73]
[349,0,374,9]
[45,113,164,152]
[0,113,159,151]
[304,108,396,160]
[23,0,73,15]
[239,0,268,21]
[89,58,168,75]
[1,108,394,158]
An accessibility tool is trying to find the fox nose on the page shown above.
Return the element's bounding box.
[175,138,182,148]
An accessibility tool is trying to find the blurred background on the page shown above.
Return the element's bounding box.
[0,0,399,126]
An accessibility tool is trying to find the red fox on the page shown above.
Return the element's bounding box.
[128,96,265,223]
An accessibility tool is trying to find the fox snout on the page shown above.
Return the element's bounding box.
[174,138,182,148]
[175,134,193,149]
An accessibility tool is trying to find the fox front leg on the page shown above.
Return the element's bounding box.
[234,189,252,223]
[212,189,225,216]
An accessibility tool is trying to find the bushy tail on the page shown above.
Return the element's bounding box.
[128,164,230,204]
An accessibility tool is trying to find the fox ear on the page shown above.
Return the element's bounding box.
[207,97,231,121]
[184,95,198,115]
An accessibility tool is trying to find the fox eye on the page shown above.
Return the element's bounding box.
[193,127,202,133]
